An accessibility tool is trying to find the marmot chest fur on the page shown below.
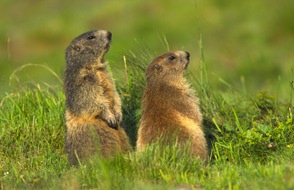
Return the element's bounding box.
[136,51,208,160]
[64,30,131,165]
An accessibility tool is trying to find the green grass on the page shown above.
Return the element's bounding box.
[0,48,293,189]
[1,0,294,189]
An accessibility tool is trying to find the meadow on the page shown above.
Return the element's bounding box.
[1,0,294,189]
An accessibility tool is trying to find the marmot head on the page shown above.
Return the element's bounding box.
[66,30,112,67]
[146,51,190,80]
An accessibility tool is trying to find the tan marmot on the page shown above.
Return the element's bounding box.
[64,30,132,165]
[136,51,208,160]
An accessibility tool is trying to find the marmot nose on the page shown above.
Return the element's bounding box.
[185,51,190,60]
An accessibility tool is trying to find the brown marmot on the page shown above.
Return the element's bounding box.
[64,30,132,165]
[136,51,208,160]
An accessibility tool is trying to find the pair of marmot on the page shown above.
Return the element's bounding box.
[64,30,208,165]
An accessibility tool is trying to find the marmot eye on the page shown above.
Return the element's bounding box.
[168,55,176,61]
[87,35,96,40]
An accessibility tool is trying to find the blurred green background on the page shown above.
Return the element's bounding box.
[1,0,293,98]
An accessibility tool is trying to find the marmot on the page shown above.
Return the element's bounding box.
[136,51,208,160]
[64,30,131,165]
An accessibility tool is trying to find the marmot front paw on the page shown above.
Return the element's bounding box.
[103,116,118,129]
[115,112,123,125]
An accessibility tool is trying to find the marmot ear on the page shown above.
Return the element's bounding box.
[146,64,162,79]
[154,64,163,73]
[72,45,81,52]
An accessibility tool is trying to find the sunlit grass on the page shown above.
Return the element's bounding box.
[1,48,293,189]
[1,1,294,189]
